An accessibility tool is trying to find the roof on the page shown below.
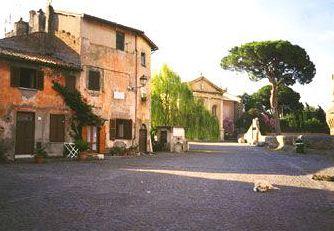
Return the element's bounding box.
[223,92,241,103]
[82,14,158,51]
[0,32,81,70]
[188,76,226,94]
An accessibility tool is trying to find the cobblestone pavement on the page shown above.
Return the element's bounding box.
[1,143,334,231]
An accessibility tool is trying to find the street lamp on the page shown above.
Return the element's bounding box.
[139,75,148,87]
[128,75,148,91]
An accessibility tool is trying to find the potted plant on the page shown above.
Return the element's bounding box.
[75,139,90,160]
[34,145,47,164]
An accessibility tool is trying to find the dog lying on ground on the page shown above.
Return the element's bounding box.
[253,180,279,192]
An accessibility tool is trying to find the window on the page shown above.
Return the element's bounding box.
[50,114,65,142]
[212,105,217,117]
[110,119,132,140]
[116,32,125,51]
[10,66,44,90]
[141,52,146,66]
[88,69,101,91]
[65,75,76,91]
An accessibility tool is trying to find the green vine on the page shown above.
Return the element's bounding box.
[52,82,105,139]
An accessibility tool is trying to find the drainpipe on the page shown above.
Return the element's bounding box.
[133,35,138,145]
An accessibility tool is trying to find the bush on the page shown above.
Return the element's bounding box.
[303,118,324,133]
[74,139,89,152]
[152,141,165,152]
[109,146,126,156]
[109,145,139,156]
[34,146,47,158]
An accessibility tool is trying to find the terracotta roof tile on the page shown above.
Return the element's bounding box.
[0,32,81,70]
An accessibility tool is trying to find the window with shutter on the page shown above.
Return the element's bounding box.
[50,114,65,142]
[111,119,132,140]
[88,70,101,91]
[116,32,125,51]
[10,66,43,90]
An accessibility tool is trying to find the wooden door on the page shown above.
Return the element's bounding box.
[16,112,35,155]
[87,126,99,153]
[139,125,147,153]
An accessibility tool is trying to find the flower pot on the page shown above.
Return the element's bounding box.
[78,152,89,161]
[34,156,44,164]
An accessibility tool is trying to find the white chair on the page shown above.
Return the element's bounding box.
[64,142,79,159]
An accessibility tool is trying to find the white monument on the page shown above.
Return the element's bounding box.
[326,74,334,135]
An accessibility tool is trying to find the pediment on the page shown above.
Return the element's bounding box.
[188,76,224,94]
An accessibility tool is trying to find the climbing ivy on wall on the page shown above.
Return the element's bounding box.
[151,65,220,141]
[52,82,104,139]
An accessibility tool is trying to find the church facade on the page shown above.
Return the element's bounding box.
[188,76,242,141]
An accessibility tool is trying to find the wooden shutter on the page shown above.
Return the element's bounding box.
[99,125,106,154]
[10,66,20,87]
[65,75,76,91]
[37,69,44,90]
[124,120,132,139]
[50,114,65,142]
[110,119,116,140]
[82,126,88,141]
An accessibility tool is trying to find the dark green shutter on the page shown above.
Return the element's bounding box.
[10,66,20,87]
[116,32,125,51]
[124,120,132,139]
[37,70,44,90]
[110,119,116,140]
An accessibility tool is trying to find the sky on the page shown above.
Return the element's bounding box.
[1,0,334,109]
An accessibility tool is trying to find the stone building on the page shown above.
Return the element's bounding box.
[188,76,241,141]
[0,4,157,160]
[326,74,334,135]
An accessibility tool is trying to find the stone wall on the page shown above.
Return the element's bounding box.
[264,134,334,151]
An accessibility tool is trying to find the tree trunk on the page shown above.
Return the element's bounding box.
[270,83,281,134]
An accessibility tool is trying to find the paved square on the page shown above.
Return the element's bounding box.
[1,143,334,230]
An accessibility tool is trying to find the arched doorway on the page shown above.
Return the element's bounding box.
[139,124,147,153]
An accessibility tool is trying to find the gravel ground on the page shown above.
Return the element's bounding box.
[0,143,333,231]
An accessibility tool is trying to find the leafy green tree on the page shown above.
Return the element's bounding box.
[151,65,220,141]
[221,40,316,134]
[242,85,303,116]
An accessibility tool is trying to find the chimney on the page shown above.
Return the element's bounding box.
[37,9,46,32]
[14,18,29,36]
[28,10,36,33]
[45,3,55,34]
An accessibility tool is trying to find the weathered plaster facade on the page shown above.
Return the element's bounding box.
[51,10,156,152]
[0,61,78,160]
[0,4,157,159]
[188,76,241,140]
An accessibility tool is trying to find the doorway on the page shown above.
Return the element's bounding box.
[139,124,147,153]
[16,112,35,155]
[87,126,99,152]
